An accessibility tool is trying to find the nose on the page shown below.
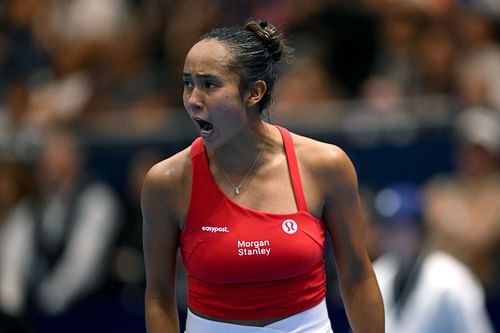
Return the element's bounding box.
[184,87,204,114]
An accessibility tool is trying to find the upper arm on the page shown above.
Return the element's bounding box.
[317,145,372,282]
[141,154,189,301]
[303,138,384,332]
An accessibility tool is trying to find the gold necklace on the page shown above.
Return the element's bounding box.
[212,130,267,195]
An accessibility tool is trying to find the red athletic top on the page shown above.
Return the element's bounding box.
[180,126,327,320]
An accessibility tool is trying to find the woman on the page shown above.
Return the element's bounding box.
[142,19,384,333]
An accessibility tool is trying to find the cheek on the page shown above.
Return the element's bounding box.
[213,96,247,130]
[216,102,245,126]
[216,91,245,114]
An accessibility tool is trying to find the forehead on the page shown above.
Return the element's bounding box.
[183,39,234,76]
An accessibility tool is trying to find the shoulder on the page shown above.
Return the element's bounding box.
[291,132,353,173]
[141,146,192,214]
[422,252,484,299]
[143,147,191,191]
[290,131,358,195]
[424,252,478,283]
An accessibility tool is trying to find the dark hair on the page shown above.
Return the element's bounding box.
[200,19,292,113]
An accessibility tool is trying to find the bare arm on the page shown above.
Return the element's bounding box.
[142,155,188,333]
[320,146,384,333]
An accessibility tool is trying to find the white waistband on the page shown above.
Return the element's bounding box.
[185,299,333,333]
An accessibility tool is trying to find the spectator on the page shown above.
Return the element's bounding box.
[373,183,495,333]
[368,7,421,95]
[84,23,168,136]
[415,23,458,96]
[0,160,34,333]
[27,128,122,318]
[273,53,342,116]
[456,10,500,109]
[424,108,500,294]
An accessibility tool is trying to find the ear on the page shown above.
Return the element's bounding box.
[245,80,267,108]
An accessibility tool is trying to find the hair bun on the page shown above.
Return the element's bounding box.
[244,20,283,61]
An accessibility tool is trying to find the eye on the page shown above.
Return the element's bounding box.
[183,79,193,89]
[204,81,218,89]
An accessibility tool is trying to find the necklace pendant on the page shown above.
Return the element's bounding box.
[235,186,241,195]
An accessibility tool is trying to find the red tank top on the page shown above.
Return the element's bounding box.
[180,126,327,320]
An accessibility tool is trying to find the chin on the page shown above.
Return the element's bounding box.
[200,134,222,150]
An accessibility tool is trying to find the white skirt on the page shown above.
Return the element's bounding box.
[185,299,334,333]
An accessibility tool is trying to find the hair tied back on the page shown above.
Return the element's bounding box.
[244,20,284,62]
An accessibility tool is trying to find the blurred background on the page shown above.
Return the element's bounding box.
[0,0,499,332]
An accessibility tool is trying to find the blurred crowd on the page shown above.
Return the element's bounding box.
[1,0,500,332]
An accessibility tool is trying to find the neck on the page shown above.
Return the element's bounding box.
[211,121,270,169]
[208,121,273,194]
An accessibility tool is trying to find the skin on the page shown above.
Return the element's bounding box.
[142,38,384,333]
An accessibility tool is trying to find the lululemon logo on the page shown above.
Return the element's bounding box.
[282,219,298,234]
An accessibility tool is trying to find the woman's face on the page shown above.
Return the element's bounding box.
[183,39,251,149]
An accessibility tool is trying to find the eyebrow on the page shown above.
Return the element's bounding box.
[182,73,218,80]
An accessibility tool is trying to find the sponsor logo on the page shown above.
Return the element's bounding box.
[201,226,229,233]
[237,239,271,256]
[282,219,298,234]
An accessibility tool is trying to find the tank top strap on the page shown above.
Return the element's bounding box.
[275,125,309,212]
[191,137,205,157]
[190,137,211,188]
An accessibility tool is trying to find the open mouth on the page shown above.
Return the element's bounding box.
[193,118,213,133]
